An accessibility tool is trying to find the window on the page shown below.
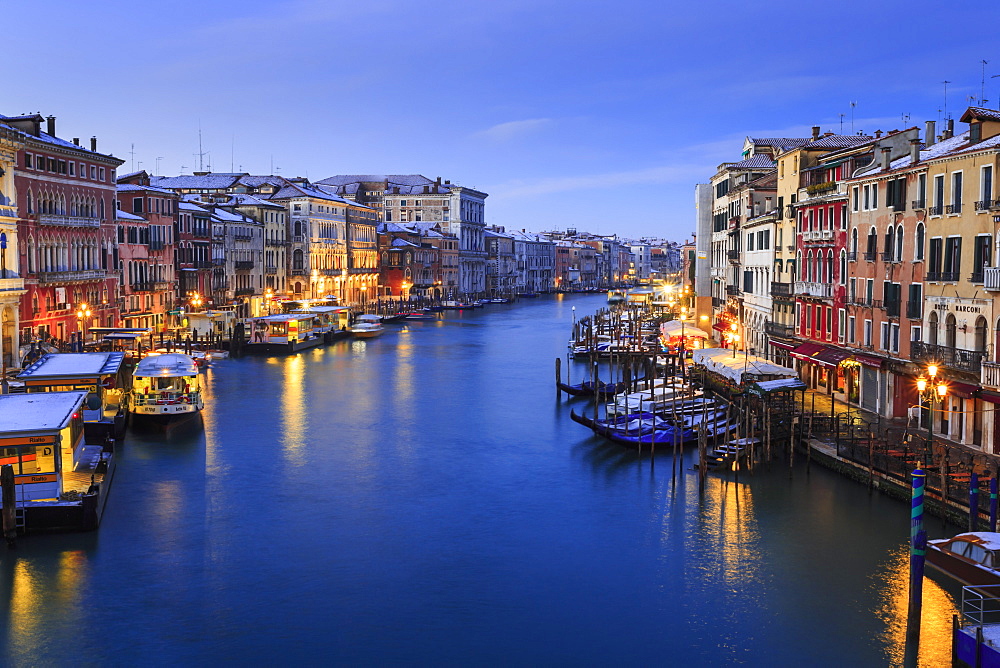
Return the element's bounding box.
[934,174,945,209]
[866,279,873,304]
[982,165,994,205]
[852,186,860,211]
[864,319,873,346]
[974,236,991,279]
[848,316,856,343]
[838,309,846,342]
[881,322,890,350]
[68,162,74,176]
[929,311,939,345]
[944,237,962,277]
[928,237,943,275]
[911,326,922,343]
[24,153,32,169]
[99,167,105,182]
[952,172,963,210]
[132,197,143,214]
[839,250,847,285]
[914,223,924,261]
[826,308,832,340]
[917,173,927,207]
[90,165,96,179]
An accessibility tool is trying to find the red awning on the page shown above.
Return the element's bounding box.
[853,353,884,369]
[790,342,826,361]
[946,381,980,399]
[769,340,796,350]
[812,345,853,368]
[712,322,728,332]
[981,390,1000,405]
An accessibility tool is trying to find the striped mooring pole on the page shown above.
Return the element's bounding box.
[904,468,927,668]
[991,475,998,532]
[970,471,980,532]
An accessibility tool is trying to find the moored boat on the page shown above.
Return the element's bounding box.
[927,532,1000,587]
[128,353,204,428]
[351,314,385,338]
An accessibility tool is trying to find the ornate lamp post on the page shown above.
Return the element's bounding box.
[264,288,273,315]
[75,302,92,351]
[916,364,948,458]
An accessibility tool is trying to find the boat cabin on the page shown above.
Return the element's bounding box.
[0,390,115,532]
[245,314,324,352]
[934,533,1000,569]
[292,305,351,334]
[17,352,128,443]
[130,354,204,420]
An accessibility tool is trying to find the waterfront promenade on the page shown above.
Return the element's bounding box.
[1,295,959,666]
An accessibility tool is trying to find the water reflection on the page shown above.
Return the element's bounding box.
[280,355,307,466]
[873,546,958,667]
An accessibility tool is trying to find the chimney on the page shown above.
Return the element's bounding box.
[72,138,80,146]
[46,116,56,136]
[811,126,820,140]
[423,185,430,193]
[942,118,955,140]
[435,177,441,186]
[874,130,882,139]
[881,147,892,171]
[909,138,921,163]
[90,136,97,152]
[925,121,936,147]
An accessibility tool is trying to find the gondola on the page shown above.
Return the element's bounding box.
[570,410,695,449]
[556,377,648,398]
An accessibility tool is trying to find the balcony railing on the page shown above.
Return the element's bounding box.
[265,238,286,246]
[212,258,226,266]
[986,267,1000,291]
[38,214,100,228]
[970,270,985,284]
[234,287,255,297]
[234,260,255,270]
[912,199,926,210]
[928,204,944,216]
[712,297,723,308]
[905,300,922,319]
[770,281,792,296]
[911,340,986,375]
[725,285,742,297]
[727,250,740,262]
[946,203,962,214]
[847,251,857,261]
[290,268,306,275]
[863,251,877,262]
[787,245,796,251]
[884,300,900,318]
[148,240,165,251]
[880,251,894,263]
[233,233,254,241]
[0,277,24,292]
[926,271,959,282]
[765,321,795,338]
[794,281,833,298]
[983,361,1000,389]
[37,269,105,284]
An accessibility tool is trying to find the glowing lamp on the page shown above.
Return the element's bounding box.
[916,376,927,393]
[937,383,948,398]
[927,364,938,379]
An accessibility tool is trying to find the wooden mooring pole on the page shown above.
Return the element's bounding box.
[555,357,561,399]
[2,464,15,546]
[903,468,927,668]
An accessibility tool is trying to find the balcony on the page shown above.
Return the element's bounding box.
[765,321,795,338]
[806,181,837,195]
[265,265,278,274]
[38,214,100,228]
[37,269,105,284]
[727,250,740,263]
[794,281,833,298]
[725,285,742,297]
[970,270,985,284]
[928,204,944,216]
[192,227,211,238]
[880,251,893,263]
[155,281,173,290]
[863,251,877,262]
[234,260,255,270]
[786,245,796,252]
[912,199,926,210]
[847,251,857,262]
[770,281,792,296]
[265,238,286,246]
[986,267,1000,291]
[884,300,900,318]
[946,203,962,214]
[213,258,226,266]
[911,340,986,375]
[905,300,923,319]
[148,240,165,251]
[976,199,999,211]
[926,271,959,282]
[233,233,254,241]
[983,361,1000,389]
[712,297,723,308]
[234,287,255,297]
[290,268,306,275]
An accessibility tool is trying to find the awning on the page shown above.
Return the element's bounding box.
[812,346,853,368]
[980,390,1000,405]
[769,340,796,350]
[946,381,980,399]
[853,353,884,369]
[790,342,826,361]
[712,322,729,332]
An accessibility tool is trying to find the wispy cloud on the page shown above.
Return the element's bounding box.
[475,118,552,142]
[489,163,699,199]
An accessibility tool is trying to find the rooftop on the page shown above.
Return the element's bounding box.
[0,391,87,435]
[19,352,125,379]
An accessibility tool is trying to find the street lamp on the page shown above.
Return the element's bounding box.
[311,269,319,299]
[264,288,273,315]
[190,291,203,311]
[76,302,92,351]
[916,364,948,458]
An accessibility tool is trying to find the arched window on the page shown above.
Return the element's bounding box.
[866,227,878,257]
[797,251,803,280]
[851,228,858,254]
[896,224,904,261]
[806,251,813,281]
[945,314,957,349]
[975,316,988,352]
[884,225,894,261]
[929,311,939,345]
[916,223,925,261]
[826,250,834,283]
[292,249,304,270]
[839,250,847,285]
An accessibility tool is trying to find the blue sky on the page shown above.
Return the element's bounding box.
[7,0,1000,240]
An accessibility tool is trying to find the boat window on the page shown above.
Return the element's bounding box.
[964,543,989,565]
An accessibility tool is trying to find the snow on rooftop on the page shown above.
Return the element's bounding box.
[19,352,124,379]
[0,391,87,434]
[134,353,199,378]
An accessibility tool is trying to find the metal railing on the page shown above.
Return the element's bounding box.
[863,251,877,261]
[847,251,857,261]
[129,282,154,292]
[38,214,100,228]
[983,361,1000,388]
[765,321,795,338]
[37,269,105,284]
[970,270,985,284]
[911,340,986,374]
[905,300,922,319]
[928,204,944,216]
[912,199,926,210]
[234,261,255,270]
[884,300,900,317]
[925,271,960,282]
[727,250,740,261]
[986,266,1000,290]
[770,281,792,296]
[725,285,742,296]
[946,203,962,214]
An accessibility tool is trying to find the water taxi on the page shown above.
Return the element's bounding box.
[351,314,385,338]
[291,305,351,343]
[927,532,1000,587]
[245,314,325,353]
[17,352,128,443]
[128,354,204,427]
[607,289,626,304]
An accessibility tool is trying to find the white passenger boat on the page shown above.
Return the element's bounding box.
[129,354,204,427]
[245,314,325,353]
[350,314,385,339]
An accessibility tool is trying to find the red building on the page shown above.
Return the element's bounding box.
[1,114,123,348]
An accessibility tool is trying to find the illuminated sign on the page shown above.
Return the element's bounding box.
[14,474,57,485]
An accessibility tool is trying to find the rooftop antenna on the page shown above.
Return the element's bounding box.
[981,60,990,105]
[839,113,845,133]
[193,123,208,172]
[231,135,235,172]
[942,80,952,120]
[129,143,136,173]
[155,157,163,175]
[850,101,857,133]
[901,112,911,125]
[180,165,188,173]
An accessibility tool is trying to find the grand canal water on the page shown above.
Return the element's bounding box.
[1,294,963,665]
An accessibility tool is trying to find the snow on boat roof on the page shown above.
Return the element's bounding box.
[0,391,87,435]
[18,352,125,379]
[134,354,199,378]
[294,306,349,313]
[252,314,312,322]
[945,532,1000,551]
